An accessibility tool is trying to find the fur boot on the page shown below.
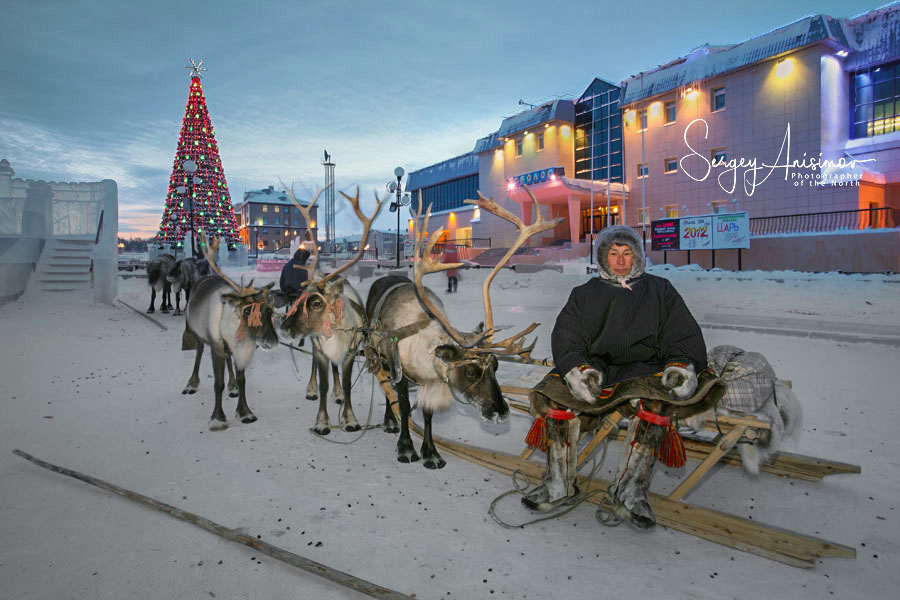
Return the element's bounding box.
[522,417,580,512]
[610,415,664,529]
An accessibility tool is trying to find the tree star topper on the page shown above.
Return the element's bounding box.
[185,58,207,79]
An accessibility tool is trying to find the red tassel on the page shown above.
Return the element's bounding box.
[659,425,687,468]
[525,417,548,452]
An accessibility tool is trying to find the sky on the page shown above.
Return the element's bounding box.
[0,0,886,239]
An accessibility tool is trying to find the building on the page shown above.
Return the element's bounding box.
[407,100,629,250]
[618,11,899,227]
[404,5,900,271]
[233,185,318,256]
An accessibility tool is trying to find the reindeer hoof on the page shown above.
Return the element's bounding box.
[182,387,197,395]
[306,394,318,401]
[383,422,399,434]
[397,451,420,463]
[423,457,446,469]
[238,413,257,424]
[314,426,331,436]
[344,424,361,432]
[333,397,343,405]
[209,419,228,431]
[147,308,155,314]
[229,390,239,398]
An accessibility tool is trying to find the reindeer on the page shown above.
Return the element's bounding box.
[278,184,385,435]
[365,186,562,468]
[181,236,279,430]
[166,257,207,316]
[146,254,175,313]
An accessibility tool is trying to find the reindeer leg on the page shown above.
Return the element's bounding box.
[209,350,228,431]
[313,349,331,435]
[173,290,182,316]
[306,357,319,401]
[382,365,400,433]
[234,367,257,424]
[395,377,419,463]
[161,284,171,313]
[331,363,343,405]
[225,352,239,398]
[182,343,203,394]
[421,409,446,469]
[148,288,156,313]
[339,352,359,432]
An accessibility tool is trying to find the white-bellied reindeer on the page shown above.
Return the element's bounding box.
[278,185,385,435]
[181,236,279,430]
[365,186,563,468]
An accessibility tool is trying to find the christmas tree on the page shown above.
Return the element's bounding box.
[156,59,239,253]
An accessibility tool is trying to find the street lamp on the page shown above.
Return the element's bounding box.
[387,166,411,269]
[180,159,199,257]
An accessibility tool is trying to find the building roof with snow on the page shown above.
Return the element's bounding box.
[234,185,312,210]
[844,3,900,70]
[620,14,853,105]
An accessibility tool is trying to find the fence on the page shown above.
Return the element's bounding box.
[749,207,900,236]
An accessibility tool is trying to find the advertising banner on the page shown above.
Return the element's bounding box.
[712,212,750,249]
[651,219,679,251]
[680,216,713,250]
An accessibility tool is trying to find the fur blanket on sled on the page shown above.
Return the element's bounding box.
[683,345,803,475]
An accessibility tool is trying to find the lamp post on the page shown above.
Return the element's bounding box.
[387,166,411,269]
[179,159,199,257]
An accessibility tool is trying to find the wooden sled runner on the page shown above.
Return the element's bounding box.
[376,369,858,569]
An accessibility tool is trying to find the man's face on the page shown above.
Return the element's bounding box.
[607,243,634,277]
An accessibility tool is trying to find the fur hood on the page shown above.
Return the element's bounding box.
[595,225,645,281]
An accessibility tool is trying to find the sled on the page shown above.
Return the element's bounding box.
[375,369,857,568]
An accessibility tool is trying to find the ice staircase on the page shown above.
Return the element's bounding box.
[26,236,95,301]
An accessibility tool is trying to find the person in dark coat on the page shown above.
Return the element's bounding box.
[280,247,311,298]
[522,225,707,529]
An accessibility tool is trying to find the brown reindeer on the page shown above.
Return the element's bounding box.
[365,186,563,468]
[181,236,279,430]
[278,184,385,434]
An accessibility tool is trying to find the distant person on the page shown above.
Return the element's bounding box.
[443,245,459,293]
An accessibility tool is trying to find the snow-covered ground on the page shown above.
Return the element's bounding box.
[2,264,899,599]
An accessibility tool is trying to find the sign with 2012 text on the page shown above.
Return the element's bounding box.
[680,216,713,250]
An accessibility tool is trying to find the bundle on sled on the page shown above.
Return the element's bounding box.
[682,345,803,475]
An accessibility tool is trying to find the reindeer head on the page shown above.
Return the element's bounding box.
[278,183,384,342]
[200,235,279,350]
[412,185,563,422]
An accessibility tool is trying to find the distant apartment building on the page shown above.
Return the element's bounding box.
[333,229,408,258]
[233,185,318,255]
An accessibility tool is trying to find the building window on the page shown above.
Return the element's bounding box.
[283,206,290,215]
[665,205,678,218]
[638,208,650,224]
[515,139,523,157]
[275,217,280,225]
[638,110,647,131]
[262,217,268,225]
[664,157,678,174]
[537,132,544,151]
[637,163,649,178]
[711,148,727,165]
[262,204,268,212]
[274,206,280,213]
[711,201,728,214]
[262,228,268,233]
[852,61,900,138]
[711,87,726,112]
[665,101,676,124]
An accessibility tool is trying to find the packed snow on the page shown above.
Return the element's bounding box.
[1,263,899,599]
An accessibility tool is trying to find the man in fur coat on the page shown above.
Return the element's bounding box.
[523,225,708,529]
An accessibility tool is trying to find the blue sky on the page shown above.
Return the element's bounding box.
[0,0,883,238]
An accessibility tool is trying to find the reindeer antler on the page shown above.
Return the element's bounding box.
[319,187,385,285]
[412,201,483,349]
[463,185,563,356]
[200,233,257,296]
[281,181,330,281]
